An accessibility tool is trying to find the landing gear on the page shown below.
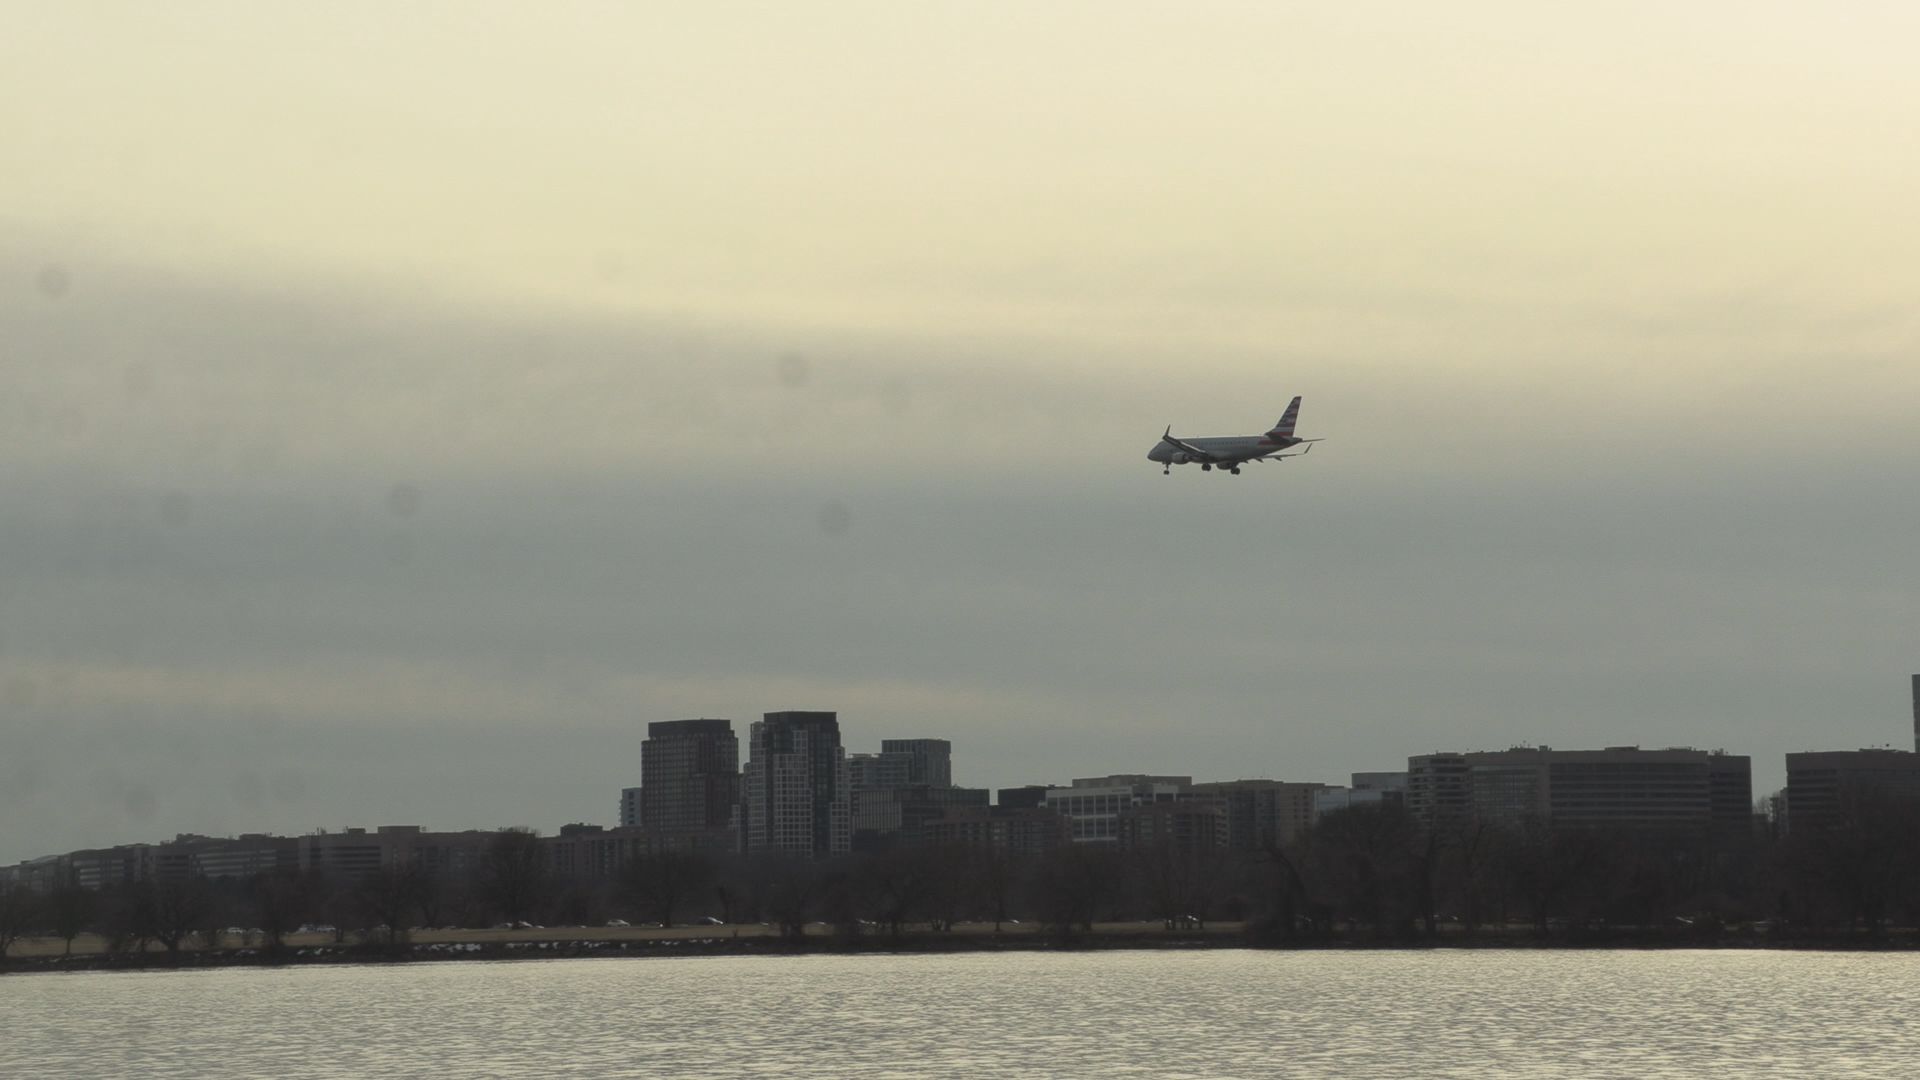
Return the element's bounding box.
[1162,465,1170,475]
[1229,466,1241,475]
[1201,463,1212,472]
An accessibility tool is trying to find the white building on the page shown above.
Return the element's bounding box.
[1044,775,1191,844]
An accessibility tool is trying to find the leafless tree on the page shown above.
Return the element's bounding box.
[477,828,549,925]
[620,851,716,928]
[1030,843,1121,938]
[250,869,311,951]
[356,866,426,946]
[0,879,38,961]
[47,880,97,956]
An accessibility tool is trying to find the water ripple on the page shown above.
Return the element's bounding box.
[4,950,1918,1078]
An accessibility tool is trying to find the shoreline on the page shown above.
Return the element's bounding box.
[8,923,1919,976]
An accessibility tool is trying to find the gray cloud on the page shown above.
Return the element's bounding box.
[2,244,1918,863]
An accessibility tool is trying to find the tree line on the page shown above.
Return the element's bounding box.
[5,793,1920,960]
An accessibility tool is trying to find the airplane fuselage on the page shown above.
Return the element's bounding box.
[1146,434,1303,467]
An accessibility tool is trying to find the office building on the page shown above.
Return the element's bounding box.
[853,784,991,850]
[925,805,1070,855]
[1785,749,1920,833]
[1119,799,1228,854]
[1407,754,1472,827]
[1044,776,1191,844]
[1415,746,1751,837]
[1312,772,1410,821]
[1188,779,1327,850]
[853,739,952,788]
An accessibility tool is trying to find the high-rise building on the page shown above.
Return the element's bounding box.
[879,739,952,787]
[1911,674,1918,752]
[619,787,643,828]
[641,719,740,834]
[849,740,953,789]
[853,785,991,849]
[743,711,851,858]
[848,737,979,849]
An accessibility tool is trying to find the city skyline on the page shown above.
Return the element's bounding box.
[8,683,1920,865]
[10,705,1907,870]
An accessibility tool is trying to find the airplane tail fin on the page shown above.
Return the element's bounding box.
[1267,396,1303,438]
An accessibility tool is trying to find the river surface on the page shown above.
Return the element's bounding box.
[4,950,1917,1078]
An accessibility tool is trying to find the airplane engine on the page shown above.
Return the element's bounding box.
[1171,452,1190,464]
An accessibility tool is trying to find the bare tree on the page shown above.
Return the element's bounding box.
[250,869,311,951]
[356,866,425,946]
[47,880,97,956]
[619,851,716,928]
[1030,843,1121,938]
[858,849,928,939]
[477,828,549,925]
[761,856,820,942]
[142,876,215,954]
[0,879,38,961]
[970,846,1023,932]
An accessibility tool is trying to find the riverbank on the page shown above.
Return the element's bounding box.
[8,919,1919,974]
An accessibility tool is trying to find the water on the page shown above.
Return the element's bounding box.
[4,950,1917,1078]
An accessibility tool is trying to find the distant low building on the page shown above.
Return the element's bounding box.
[996,785,1052,810]
[925,805,1070,856]
[1045,776,1191,844]
[298,825,496,881]
[1407,746,1751,838]
[1312,772,1409,821]
[1188,779,1327,850]
[1785,749,1920,833]
[1119,799,1227,854]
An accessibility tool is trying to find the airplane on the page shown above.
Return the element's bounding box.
[1148,396,1322,475]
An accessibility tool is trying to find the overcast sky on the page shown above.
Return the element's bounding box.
[5,3,1919,864]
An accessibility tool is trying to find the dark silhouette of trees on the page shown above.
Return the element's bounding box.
[857,848,930,938]
[1248,839,1312,943]
[760,856,820,941]
[356,866,427,945]
[1132,840,1225,931]
[1029,843,1121,938]
[250,869,311,950]
[47,880,97,956]
[118,876,215,955]
[0,879,37,961]
[970,847,1023,931]
[619,851,716,928]
[476,828,548,925]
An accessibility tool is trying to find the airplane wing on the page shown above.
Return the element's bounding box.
[1161,427,1218,462]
